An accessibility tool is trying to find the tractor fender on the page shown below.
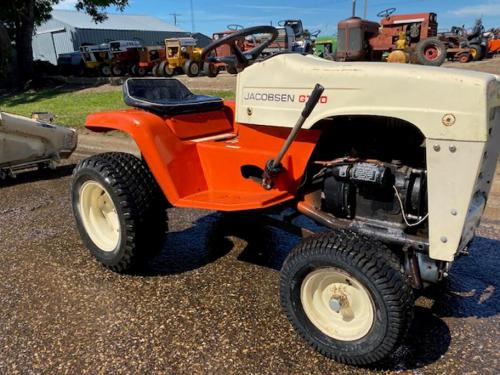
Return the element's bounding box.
[85,109,184,203]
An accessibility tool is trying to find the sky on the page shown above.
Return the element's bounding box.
[54,0,500,36]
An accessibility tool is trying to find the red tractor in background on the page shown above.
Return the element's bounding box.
[337,8,447,66]
[108,40,143,76]
[136,45,166,76]
[203,24,255,77]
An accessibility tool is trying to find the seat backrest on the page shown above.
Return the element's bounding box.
[124,78,194,104]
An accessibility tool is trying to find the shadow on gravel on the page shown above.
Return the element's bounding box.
[0,164,75,187]
[373,306,451,371]
[138,212,301,276]
[139,213,234,275]
[424,236,500,319]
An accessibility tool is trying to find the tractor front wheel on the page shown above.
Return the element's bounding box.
[131,64,146,77]
[280,231,414,365]
[183,60,200,77]
[72,153,167,273]
[203,62,219,77]
[469,44,481,61]
[415,39,447,66]
[100,64,111,76]
[458,52,470,63]
[159,61,174,77]
[111,65,123,76]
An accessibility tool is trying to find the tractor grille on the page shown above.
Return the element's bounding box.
[428,22,438,37]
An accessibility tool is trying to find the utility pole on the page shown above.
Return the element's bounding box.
[190,0,195,32]
[363,0,367,19]
[169,13,181,26]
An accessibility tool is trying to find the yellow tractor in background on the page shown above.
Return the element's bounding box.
[155,37,203,77]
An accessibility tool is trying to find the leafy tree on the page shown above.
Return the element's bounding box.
[1,0,128,85]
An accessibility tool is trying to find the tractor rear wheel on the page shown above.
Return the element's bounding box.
[183,60,200,77]
[226,66,238,74]
[469,45,481,61]
[151,64,160,76]
[280,230,414,365]
[203,62,219,77]
[100,64,111,76]
[111,65,123,76]
[72,152,167,273]
[415,38,447,66]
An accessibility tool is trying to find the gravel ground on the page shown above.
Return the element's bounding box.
[0,58,499,374]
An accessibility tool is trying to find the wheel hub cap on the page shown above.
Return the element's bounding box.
[78,180,120,252]
[301,267,375,341]
[424,46,439,60]
[329,298,342,313]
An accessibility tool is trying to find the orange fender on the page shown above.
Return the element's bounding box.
[86,108,192,203]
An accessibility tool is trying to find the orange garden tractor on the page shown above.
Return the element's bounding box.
[71,26,500,366]
[337,8,448,66]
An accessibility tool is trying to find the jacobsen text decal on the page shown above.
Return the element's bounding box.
[243,92,328,104]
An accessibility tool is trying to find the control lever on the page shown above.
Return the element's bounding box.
[262,83,325,190]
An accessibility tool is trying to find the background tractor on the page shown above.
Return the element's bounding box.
[262,19,317,57]
[79,43,113,76]
[137,45,166,77]
[337,8,447,66]
[108,40,143,76]
[314,35,337,60]
[466,19,488,61]
[157,37,203,77]
[203,25,255,77]
[437,26,471,63]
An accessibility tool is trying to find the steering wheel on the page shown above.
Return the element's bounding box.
[201,26,279,73]
[377,7,396,18]
[227,24,244,31]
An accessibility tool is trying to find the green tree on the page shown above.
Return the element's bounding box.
[1,0,128,85]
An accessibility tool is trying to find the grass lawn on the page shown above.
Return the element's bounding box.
[0,87,235,128]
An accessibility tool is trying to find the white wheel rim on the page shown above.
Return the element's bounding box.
[102,66,110,75]
[300,267,375,341]
[191,64,199,75]
[78,180,120,252]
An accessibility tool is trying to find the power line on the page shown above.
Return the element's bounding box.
[190,0,195,32]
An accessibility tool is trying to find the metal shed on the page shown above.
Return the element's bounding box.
[33,10,208,64]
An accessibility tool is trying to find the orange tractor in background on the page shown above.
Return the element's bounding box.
[337,8,447,66]
[488,29,500,56]
[135,45,166,76]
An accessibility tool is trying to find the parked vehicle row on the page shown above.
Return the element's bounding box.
[53,14,497,78]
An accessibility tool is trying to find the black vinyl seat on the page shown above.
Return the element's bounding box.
[123,78,224,116]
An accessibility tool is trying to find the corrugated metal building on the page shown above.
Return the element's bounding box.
[33,10,209,64]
